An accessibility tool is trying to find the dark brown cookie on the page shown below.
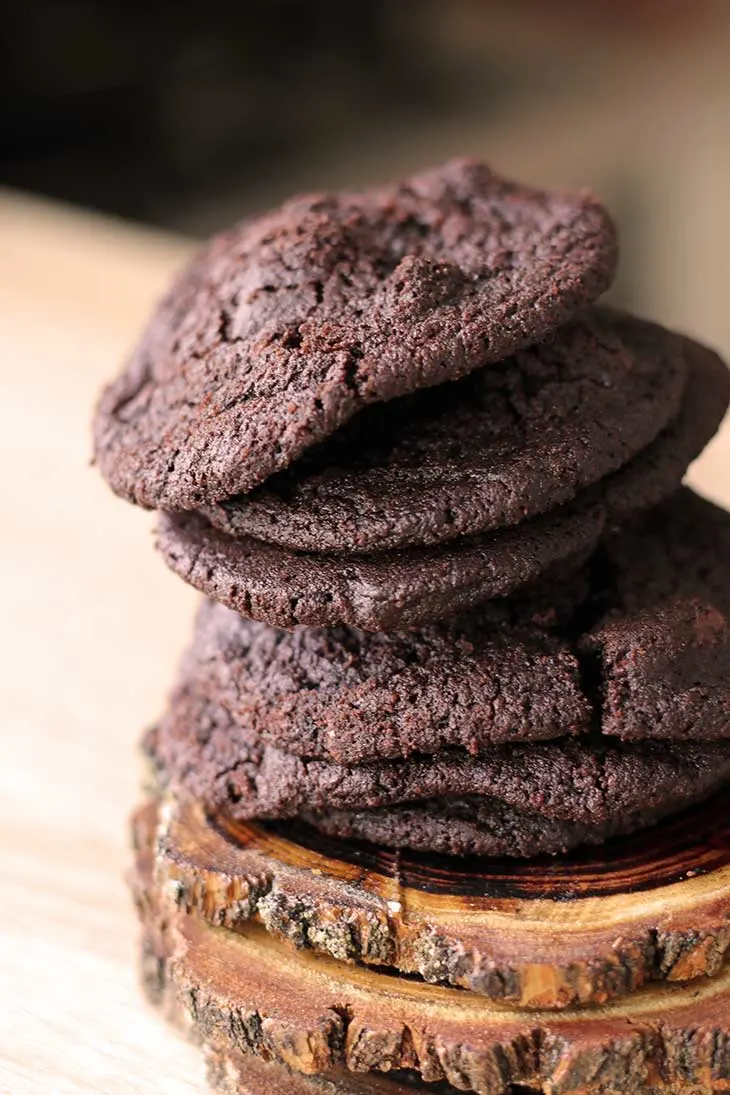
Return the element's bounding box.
[600,337,730,523]
[201,310,689,553]
[93,159,617,510]
[585,488,730,742]
[303,797,680,858]
[157,501,603,632]
[178,488,730,762]
[155,341,728,632]
[183,594,591,762]
[145,677,730,830]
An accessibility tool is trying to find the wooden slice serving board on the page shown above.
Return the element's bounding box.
[155,793,730,1010]
[132,799,730,1094]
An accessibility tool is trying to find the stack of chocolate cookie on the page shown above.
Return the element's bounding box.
[94,161,730,1095]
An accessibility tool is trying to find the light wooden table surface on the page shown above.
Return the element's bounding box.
[0,190,728,1095]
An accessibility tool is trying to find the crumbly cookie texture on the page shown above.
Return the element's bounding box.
[202,309,690,553]
[176,488,730,763]
[145,674,730,834]
[93,159,616,510]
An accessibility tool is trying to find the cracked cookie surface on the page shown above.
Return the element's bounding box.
[201,310,691,553]
[157,500,603,631]
[93,159,616,510]
[178,488,730,761]
[156,339,729,630]
[145,670,730,832]
[181,591,590,762]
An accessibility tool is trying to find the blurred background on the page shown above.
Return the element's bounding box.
[3,0,730,352]
[3,9,730,1092]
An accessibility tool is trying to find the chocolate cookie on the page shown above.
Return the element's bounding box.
[201,310,689,553]
[304,797,680,858]
[157,501,603,632]
[156,341,727,632]
[93,159,617,510]
[586,488,730,742]
[599,337,729,522]
[178,488,730,761]
[145,679,730,827]
[183,595,591,762]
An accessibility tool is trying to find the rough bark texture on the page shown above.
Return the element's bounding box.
[204,1047,535,1093]
[150,797,730,1011]
[132,801,730,1095]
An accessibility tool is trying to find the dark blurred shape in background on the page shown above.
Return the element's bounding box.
[1,0,520,227]
[2,0,730,341]
[1,1,415,225]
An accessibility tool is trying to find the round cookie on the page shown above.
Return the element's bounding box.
[600,338,729,522]
[585,488,730,742]
[183,594,592,763]
[145,679,730,828]
[157,501,604,633]
[303,798,672,858]
[156,351,729,632]
[178,488,730,763]
[93,159,617,510]
[201,310,689,554]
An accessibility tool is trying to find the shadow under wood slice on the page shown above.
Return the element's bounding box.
[204,1047,529,1093]
[153,794,730,1010]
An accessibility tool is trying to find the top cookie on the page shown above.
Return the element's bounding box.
[200,310,688,553]
[93,159,617,510]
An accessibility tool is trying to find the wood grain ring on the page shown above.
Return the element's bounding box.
[147,888,730,1095]
[152,793,730,1009]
